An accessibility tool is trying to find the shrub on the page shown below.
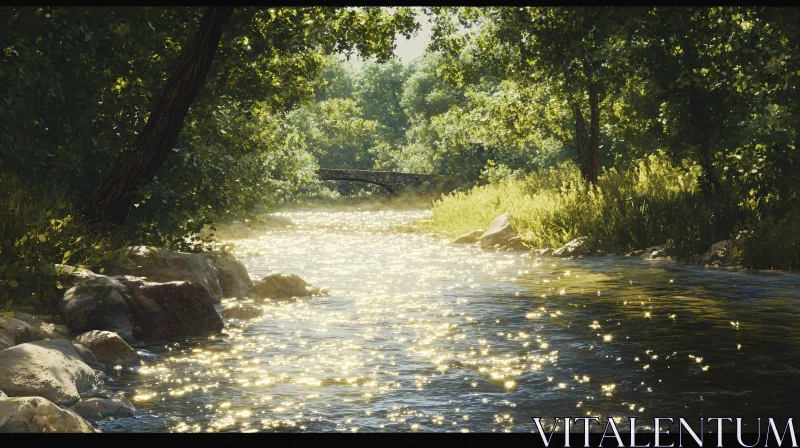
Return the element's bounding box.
[0,175,112,312]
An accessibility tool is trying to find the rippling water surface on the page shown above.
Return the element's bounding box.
[99,209,800,433]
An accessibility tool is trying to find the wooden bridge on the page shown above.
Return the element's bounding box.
[315,168,456,195]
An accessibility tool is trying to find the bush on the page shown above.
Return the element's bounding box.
[425,153,794,269]
[0,175,113,313]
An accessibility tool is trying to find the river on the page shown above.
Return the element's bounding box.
[98,208,800,433]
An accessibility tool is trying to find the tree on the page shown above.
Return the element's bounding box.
[75,6,419,227]
[429,7,635,183]
[85,7,234,227]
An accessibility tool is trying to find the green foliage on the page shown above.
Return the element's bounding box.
[0,6,420,239]
[0,175,114,312]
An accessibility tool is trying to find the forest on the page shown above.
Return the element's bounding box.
[1,6,798,313]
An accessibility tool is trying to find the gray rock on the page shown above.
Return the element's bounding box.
[450,229,485,245]
[10,313,71,341]
[247,274,321,299]
[625,250,645,257]
[531,248,553,257]
[553,237,596,257]
[0,339,100,405]
[222,303,264,319]
[0,396,97,433]
[105,246,223,302]
[0,317,44,345]
[55,264,104,285]
[60,275,136,342]
[500,236,528,251]
[203,251,253,298]
[69,342,106,372]
[479,213,518,248]
[219,220,258,239]
[61,275,223,345]
[0,330,14,351]
[702,240,741,267]
[70,396,135,422]
[75,331,140,369]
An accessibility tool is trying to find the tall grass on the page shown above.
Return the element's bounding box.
[425,153,790,267]
[427,154,704,250]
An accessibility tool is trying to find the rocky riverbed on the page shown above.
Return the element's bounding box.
[0,220,323,432]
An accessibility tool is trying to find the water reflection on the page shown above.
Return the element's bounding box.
[98,209,800,433]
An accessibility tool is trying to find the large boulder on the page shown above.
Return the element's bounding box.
[479,213,518,248]
[222,303,264,319]
[60,275,136,342]
[203,251,253,298]
[0,339,100,405]
[552,237,596,257]
[70,396,135,422]
[247,274,321,299]
[450,229,485,245]
[105,246,223,302]
[75,331,140,369]
[0,396,96,433]
[61,275,223,344]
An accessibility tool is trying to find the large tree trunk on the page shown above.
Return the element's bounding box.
[688,89,721,196]
[84,7,235,228]
[572,102,597,183]
[587,84,601,183]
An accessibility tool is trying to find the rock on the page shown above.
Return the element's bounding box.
[479,213,518,248]
[55,264,104,285]
[0,339,100,405]
[60,275,136,342]
[69,342,106,372]
[247,274,321,299]
[9,313,70,341]
[105,246,223,302]
[500,236,528,251]
[61,275,224,344]
[222,303,264,319]
[220,220,258,239]
[450,229,485,245]
[75,331,140,369]
[203,251,253,298]
[552,237,596,257]
[0,396,96,433]
[70,396,135,422]
[625,250,645,257]
[0,317,44,345]
[40,322,71,340]
[531,248,553,257]
[0,330,14,350]
[702,240,741,267]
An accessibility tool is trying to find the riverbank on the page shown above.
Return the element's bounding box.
[419,155,800,272]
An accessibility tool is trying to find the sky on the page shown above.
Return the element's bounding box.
[347,8,433,69]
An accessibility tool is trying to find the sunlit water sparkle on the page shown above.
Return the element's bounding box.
[98,209,800,433]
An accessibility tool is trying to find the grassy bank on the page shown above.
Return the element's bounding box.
[423,154,800,270]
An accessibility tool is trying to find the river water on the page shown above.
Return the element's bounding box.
[99,209,800,433]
